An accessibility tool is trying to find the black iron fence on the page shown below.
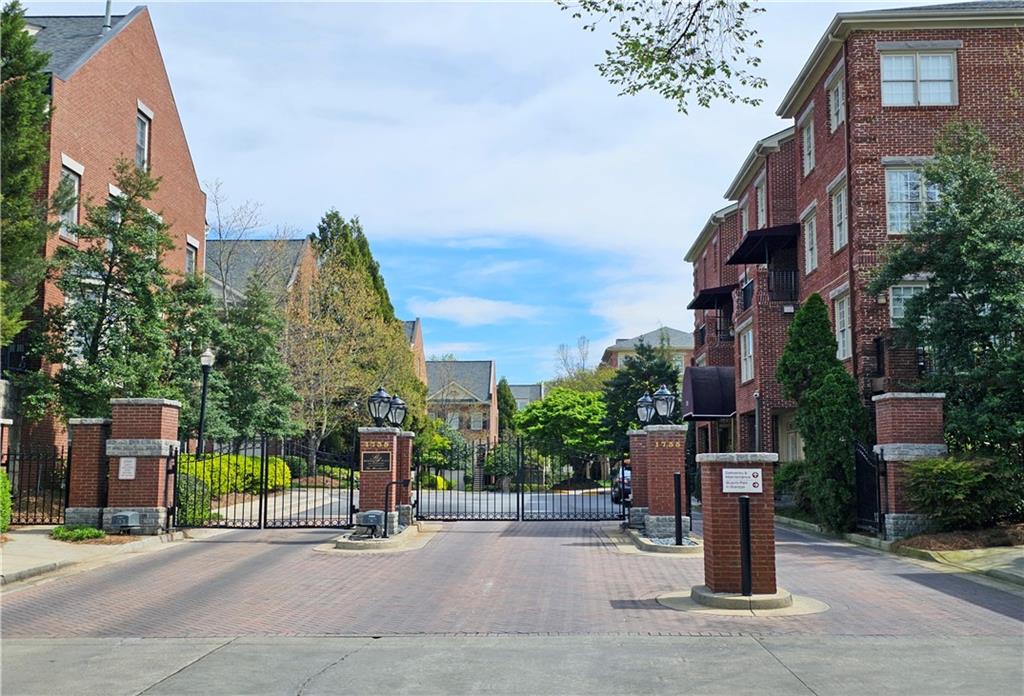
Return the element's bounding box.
[2,448,69,525]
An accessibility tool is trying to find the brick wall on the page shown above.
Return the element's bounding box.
[396,433,414,506]
[628,430,648,507]
[358,429,398,512]
[698,454,778,595]
[645,426,686,516]
[873,393,945,445]
[67,420,110,508]
[105,400,179,509]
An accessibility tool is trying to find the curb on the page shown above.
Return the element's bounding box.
[775,514,1024,589]
[622,526,703,555]
[1,530,188,586]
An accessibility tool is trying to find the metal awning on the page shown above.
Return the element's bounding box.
[686,284,738,310]
[725,223,800,265]
[681,366,736,421]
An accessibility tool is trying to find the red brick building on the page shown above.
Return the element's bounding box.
[684,2,1024,463]
[6,8,206,450]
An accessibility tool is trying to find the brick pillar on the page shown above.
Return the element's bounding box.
[643,425,688,537]
[627,429,648,528]
[65,418,112,528]
[103,398,180,534]
[395,431,415,526]
[0,418,11,459]
[872,392,946,539]
[357,427,400,534]
[697,453,779,595]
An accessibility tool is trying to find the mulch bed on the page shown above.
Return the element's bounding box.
[893,523,1024,551]
[73,535,140,545]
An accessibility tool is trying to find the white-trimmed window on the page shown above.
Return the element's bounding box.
[755,177,767,228]
[740,203,749,235]
[834,294,852,360]
[881,52,956,106]
[59,166,80,241]
[801,119,815,175]
[185,243,198,275]
[470,411,484,431]
[803,209,818,273]
[135,111,151,169]
[446,412,460,430]
[886,168,939,233]
[890,284,927,326]
[828,77,846,131]
[831,184,848,251]
[739,328,754,383]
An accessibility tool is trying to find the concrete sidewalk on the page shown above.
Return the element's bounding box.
[3,635,1020,695]
[919,545,1024,586]
[0,526,212,586]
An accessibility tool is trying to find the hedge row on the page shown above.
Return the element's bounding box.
[0,471,11,534]
[178,454,291,496]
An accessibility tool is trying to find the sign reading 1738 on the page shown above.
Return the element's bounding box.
[722,468,763,494]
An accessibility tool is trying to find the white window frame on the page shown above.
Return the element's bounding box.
[880,51,958,107]
[470,411,484,431]
[834,293,852,360]
[135,111,151,170]
[755,173,767,228]
[185,244,198,275]
[739,198,749,235]
[828,74,846,132]
[830,183,848,251]
[889,283,927,327]
[739,329,754,383]
[446,412,460,430]
[885,167,939,234]
[59,166,81,241]
[802,207,818,274]
[798,104,815,175]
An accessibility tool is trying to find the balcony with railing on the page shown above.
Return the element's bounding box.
[766,269,798,302]
[739,280,755,311]
[716,314,734,342]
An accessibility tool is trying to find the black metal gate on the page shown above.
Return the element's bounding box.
[854,441,884,534]
[415,437,626,522]
[170,437,357,529]
[1,448,69,525]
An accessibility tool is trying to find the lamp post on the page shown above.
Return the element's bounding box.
[636,392,655,427]
[652,384,677,424]
[367,387,393,427]
[386,394,407,428]
[196,348,215,457]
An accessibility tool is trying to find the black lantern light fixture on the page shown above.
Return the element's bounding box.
[367,386,392,427]
[386,394,407,428]
[652,384,676,423]
[196,348,216,456]
[636,392,654,426]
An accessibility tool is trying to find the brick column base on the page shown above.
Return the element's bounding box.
[644,425,688,537]
[357,427,400,535]
[697,453,779,595]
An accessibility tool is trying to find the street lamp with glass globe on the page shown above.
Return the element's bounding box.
[196,348,215,457]
[636,392,655,426]
[652,384,676,424]
[367,386,393,427]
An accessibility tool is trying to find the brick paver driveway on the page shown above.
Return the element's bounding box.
[3,521,1021,639]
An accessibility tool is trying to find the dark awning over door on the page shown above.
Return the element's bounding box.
[682,366,736,421]
[686,284,738,310]
[725,223,800,265]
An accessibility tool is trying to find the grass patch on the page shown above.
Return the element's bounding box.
[51,525,106,542]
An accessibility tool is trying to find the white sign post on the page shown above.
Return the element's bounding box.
[722,468,763,493]
[118,457,137,480]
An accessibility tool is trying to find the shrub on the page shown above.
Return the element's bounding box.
[177,454,291,496]
[176,473,212,526]
[317,465,355,482]
[418,472,450,490]
[0,471,11,534]
[282,455,312,478]
[907,456,1024,531]
[51,525,105,542]
[774,461,814,514]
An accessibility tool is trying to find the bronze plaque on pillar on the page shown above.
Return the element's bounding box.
[361,452,392,472]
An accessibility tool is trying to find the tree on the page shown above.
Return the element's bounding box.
[602,341,680,455]
[204,180,263,313]
[559,0,766,113]
[497,377,517,435]
[163,275,232,441]
[515,388,612,482]
[869,121,1024,464]
[310,210,394,320]
[548,364,617,393]
[20,161,174,419]
[1,2,68,345]
[284,250,386,460]
[556,336,591,377]
[777,293,866,532]
[218,280,297,441]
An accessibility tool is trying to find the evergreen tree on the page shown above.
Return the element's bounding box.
[869,122,1024,463]
[515,388,612,482]
[0,2,67,345]
[777,293,866,532]
[20,161,173,419]
[497,377,517,435]
[309,210,394,320]
[218,280,297,440]
[602,341,680,455]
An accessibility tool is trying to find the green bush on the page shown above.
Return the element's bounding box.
[282,455,312,478]
[0,470,11,534]
[177,454,291,496]
[317,465,355,482]
[176,473,212,525]
[774,461,814,514]
[907,457,1024,531]
[51,525,105,542]
[418,472,450,490]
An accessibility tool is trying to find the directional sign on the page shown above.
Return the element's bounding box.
[722,468,763,493]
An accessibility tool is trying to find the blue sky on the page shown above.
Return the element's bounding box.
[29,0,923,382]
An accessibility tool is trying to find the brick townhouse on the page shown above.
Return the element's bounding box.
[683,1,1024,462]
[4,7,206,450]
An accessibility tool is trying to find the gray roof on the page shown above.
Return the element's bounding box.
[509,384,544,403]
[205,239,310,298]
[427,361,494,403]
[27,7,145,80]
[608,327,694,352]
[864,1,1024,14]
[402,320,417,344]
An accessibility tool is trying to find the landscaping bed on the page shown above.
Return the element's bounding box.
[893,523,1024,552]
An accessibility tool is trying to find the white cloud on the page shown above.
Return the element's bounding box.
[408,296,541,327]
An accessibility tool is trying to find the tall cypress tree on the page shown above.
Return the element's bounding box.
[602,341,679,456]
[309,209,394,320]
[497,377,517,435]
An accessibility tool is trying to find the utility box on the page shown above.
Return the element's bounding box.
[110,511,141,534]
[354,510,385,538]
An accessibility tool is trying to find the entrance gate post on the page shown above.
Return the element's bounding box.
[627,430,648,528]
[65,418,112,529]
[357,427,400,535]
[643,425,687,537]
[396,430,415,527]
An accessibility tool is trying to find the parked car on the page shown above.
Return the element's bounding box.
[611,466,631,504]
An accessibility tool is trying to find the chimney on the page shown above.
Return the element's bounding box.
[102,0,112,32]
